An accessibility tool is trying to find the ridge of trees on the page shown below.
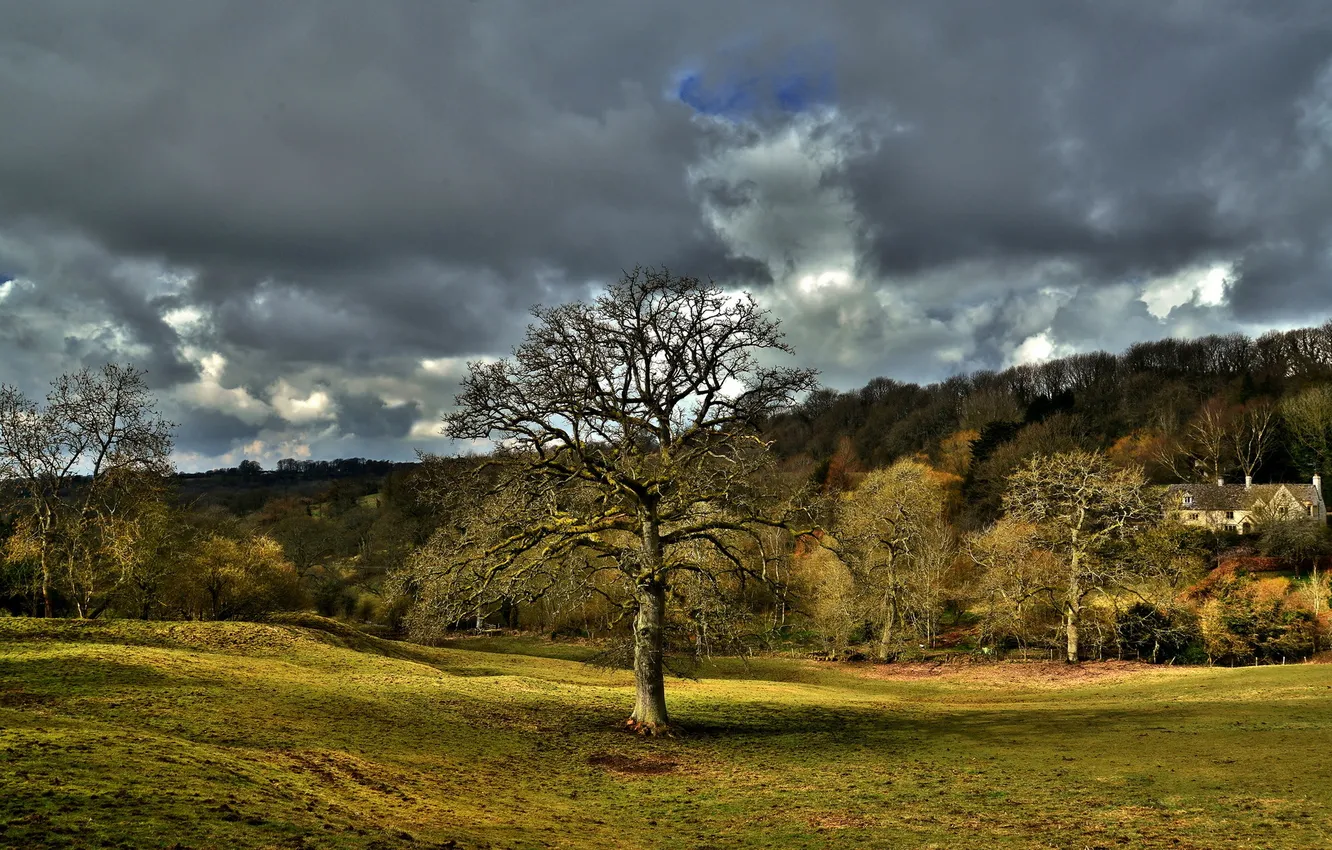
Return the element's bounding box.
[768,321,1332,527]
[180,457,411,481]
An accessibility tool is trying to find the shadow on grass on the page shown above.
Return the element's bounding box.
[660,692,1330,757]
[0,656,176,691]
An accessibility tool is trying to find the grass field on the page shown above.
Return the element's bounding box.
[1,616,1330,849]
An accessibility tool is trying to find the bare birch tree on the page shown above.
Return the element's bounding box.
[1186,396,1237,482]
[1233,398,1276,481]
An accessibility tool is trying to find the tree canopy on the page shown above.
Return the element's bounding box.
[401,267,818,732]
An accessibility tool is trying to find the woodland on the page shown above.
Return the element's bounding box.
[2,272,1332,733]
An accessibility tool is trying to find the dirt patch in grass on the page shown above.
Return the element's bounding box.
[846,658,1167,687]
[0,687,51,708]
[285,749,402,794]
[587,752,678,775]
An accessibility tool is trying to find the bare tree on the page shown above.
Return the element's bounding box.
[0,364,174,616]
[1233,398,1276,482]
[1185,396,1238,482]
[832,459,955,659]
[1152,395,1250,483]
[402,268,817,733]
[1297,567,1331,653]
[1003,450,1156,662]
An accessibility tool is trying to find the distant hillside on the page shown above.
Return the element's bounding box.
[175,458,417,514]
[767,319,1332,527]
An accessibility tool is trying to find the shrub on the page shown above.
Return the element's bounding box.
[1258,519,1331,568]
[168,533,305,620]
[312,573,355,619]
[1116,602,1202,663]
[1199,574,1318,664]
[354,593,380,623]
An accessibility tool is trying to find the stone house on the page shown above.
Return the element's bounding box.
[1165,475,1326,534]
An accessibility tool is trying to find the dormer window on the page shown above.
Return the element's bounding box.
[1182,494,1193,508]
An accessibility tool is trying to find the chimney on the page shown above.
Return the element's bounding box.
[1216,477,1224,486]
[1245,475,1252,489]
[1314,473,1322,493]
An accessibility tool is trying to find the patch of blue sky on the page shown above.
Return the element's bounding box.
[674,44,835,121]
[677,72,764,119]
[773,69,833,113]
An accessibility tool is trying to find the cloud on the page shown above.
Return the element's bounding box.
[1,1,1330,467]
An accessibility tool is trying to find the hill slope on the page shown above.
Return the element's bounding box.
[2,618,1331,849]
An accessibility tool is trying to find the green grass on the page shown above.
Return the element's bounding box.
[1,618,1331,849]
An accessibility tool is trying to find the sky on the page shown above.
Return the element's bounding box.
[1,1,1330,471]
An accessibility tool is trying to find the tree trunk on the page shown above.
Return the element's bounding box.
[39,547,52,618]
[628,513,669,734]
[878,617,894,662]
[37,508,54,617]
[1064,604,1079,663]
[71,558,87,619]
[630,579,669,733]
[877,558,897,662]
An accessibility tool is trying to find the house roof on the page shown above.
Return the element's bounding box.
[1165,482,1320,511]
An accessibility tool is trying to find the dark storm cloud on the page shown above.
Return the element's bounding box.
[1,0,1330,464]
[0,1,757,280]
[334,394,421,442]
[169,407,266,458]
[1228,226,1332,321]
[821,1,1332,301]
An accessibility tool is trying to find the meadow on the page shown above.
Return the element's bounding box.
[1,616,1330,849]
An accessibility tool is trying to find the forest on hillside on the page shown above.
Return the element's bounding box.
[3,305,1332,683]
[769,321,1332,529]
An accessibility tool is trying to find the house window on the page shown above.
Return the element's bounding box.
[1185,511,1197,520]
[1278,506,1288,517]
[1182,494,1193,508]
[1225,511,1234,519]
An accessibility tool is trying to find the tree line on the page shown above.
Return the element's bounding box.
[769,321,1332,529]
[2,270,1330,735]
[0,367,432,623]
